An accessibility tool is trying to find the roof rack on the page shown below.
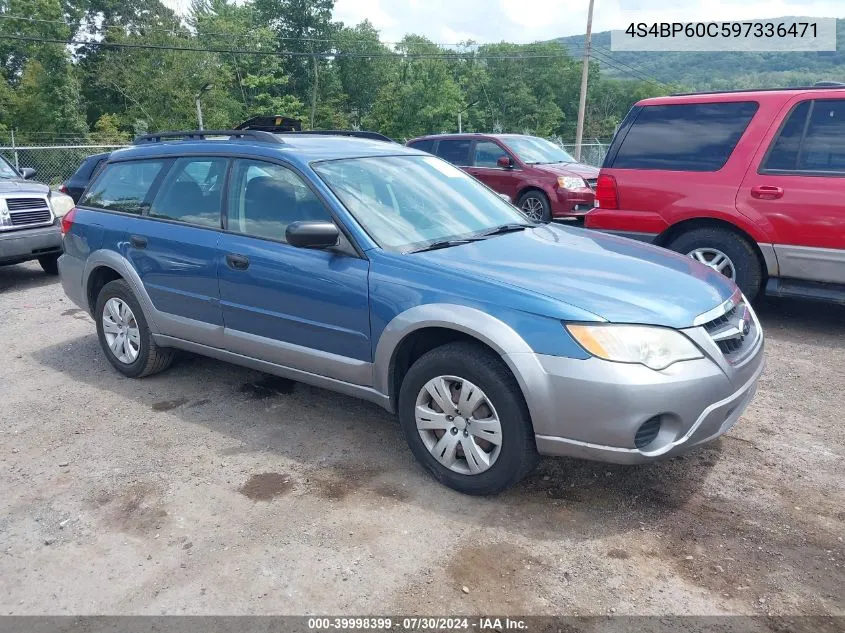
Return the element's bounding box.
[277,129,397,143]
[670,83,845,97]
[133,129,283,145]
[235,115,302,132]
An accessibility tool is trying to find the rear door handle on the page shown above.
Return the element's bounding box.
[751,185,784,200]
[130,235,147,249]
[226,253,250,271]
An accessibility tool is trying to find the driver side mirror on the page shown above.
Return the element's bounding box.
[286,221,340,249]
[19,167,36,180]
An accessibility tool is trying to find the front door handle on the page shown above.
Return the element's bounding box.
[130,235,147,249]
[226,253,250,271]
[751,185,784,200]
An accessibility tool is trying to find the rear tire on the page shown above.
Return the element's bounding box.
[38,254,60,275]
[516,190,552,223]
[397,341,538,495]
[95,279,175,378]
[667,227,763,300]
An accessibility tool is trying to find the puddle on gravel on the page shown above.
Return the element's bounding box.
[151,398,189,412]
[61,308,83,316]
[239,472,294,501]
[240,376,296,399]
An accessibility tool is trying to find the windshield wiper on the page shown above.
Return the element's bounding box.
[477,223,533,237]
[406,238,482,254]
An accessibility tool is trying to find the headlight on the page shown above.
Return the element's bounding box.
[566,324,703,371]
[49,192,75,218]
[557,176,586,189]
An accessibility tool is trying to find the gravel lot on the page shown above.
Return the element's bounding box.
[1,261,843,617]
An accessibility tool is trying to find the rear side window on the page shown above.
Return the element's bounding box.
[149,157,227,227]
[611,102,759,172]
[435,139,472,166]
[762,99,845,174]
[762,101,812,171]
[408,139,434,153]
[80,160,165,214]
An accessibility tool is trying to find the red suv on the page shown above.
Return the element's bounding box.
[586,85,845,302]
[406,134,598,221]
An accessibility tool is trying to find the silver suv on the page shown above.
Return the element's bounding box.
[0,155,74,275]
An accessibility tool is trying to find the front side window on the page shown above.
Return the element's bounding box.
[611,101,759,172]
[313,155,531,252]
[149,157,227,227]
[227,159,332,242]
[502,136,575,165]
[474,141,509,168]
[80,160,166,214]
[435,139,472,166]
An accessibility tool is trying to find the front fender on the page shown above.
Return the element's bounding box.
[373,304,551,424]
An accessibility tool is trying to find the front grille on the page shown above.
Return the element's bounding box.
[4,197,53,228]
[635,416,662,449]
[702,298,757,362]
[585,178,598,190]
[9,209,52,226]
[7,197,49,212]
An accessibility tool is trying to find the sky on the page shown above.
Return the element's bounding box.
[331,0,845,44]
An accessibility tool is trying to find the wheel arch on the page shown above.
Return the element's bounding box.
[655,217,777,278]
[82,250,161,331]
[374,304,542,415]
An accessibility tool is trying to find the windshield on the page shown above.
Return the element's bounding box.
[313,155,531,252]
[0,156,19,179]
[504,136,576,165]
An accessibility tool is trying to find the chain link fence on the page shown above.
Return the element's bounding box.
[0,140,130,187]
[0,137,610,188]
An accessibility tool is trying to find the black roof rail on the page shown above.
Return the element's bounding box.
[133,129,284,145]
[670,84,845,97]
[277,129,397,143]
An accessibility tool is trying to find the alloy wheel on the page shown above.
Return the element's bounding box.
[687,247,737,281]
[102,297,141,364]
[414,376,503,475]
[520,197,545,221]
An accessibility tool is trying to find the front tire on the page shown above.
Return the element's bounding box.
[398,341,538,495]
[94,279,175,378]
[667,227,763,300]
[516,190,551,223]
[38,254,60,275]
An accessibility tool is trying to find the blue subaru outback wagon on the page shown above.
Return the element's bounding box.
[58,128,765,495]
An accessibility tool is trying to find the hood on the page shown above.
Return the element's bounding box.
[0,179,50,195]
[415,224,736,328]
[532,162,599,179]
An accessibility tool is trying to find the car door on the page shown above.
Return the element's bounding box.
[126,156,227,346]
[218,158,371,385]
[465,139,522,200]
[737,97,845,284]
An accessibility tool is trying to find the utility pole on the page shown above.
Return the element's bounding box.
[574,0,595,162]
[195,83,213,131]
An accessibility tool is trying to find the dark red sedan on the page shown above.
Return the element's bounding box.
[406,133,598,221]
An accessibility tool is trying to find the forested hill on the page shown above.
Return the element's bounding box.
[556,18,845,90]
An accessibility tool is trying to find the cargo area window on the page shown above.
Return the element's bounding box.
[79,160,166,215]
[610,101,759,172]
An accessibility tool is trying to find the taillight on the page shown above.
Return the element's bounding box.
[595,174,619,210]
[59,184,68,194]
[61,207,77,236]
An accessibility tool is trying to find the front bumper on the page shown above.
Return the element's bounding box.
[506,318,765,464]
[0,223,62,265]
[552,187,595,218]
